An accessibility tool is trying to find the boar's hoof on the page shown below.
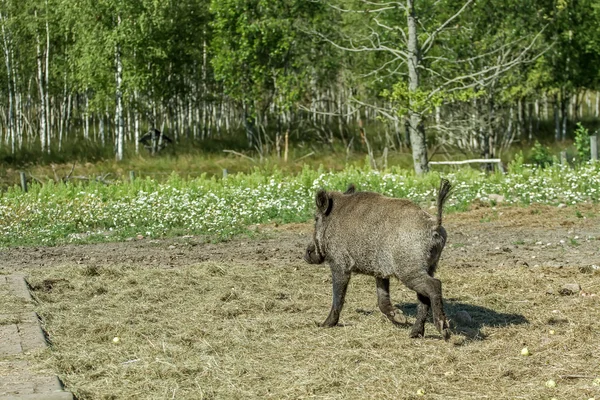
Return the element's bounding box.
[409,326,424,338]
[442,329,451,341]
[387,311,406,326]
[438,320,451,341]
[320,320,338,328]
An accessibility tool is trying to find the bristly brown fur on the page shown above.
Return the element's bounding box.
[304,178,452,340]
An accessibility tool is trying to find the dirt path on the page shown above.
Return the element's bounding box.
[1,203,599,273]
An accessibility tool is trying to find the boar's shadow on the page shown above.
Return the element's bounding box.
[397,300,528,340]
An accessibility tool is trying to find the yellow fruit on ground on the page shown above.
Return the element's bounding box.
[545,380,556,388]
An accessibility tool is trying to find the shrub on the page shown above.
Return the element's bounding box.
[574,122,591,163]
[531,141,553,167]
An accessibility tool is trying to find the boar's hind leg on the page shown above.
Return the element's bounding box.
[405,275,450,340]
[409,294,430,338]
[322,269,351,327]
[376,278,404,325]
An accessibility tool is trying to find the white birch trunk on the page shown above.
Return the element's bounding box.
[35,10,47,153]
[115,18,124,161]
[134,90,140,154]
[528,102,533,141]
[586,92,591,117]
[127,107,132,142]
[99,113,105,146]
[553,94,560,141]
[406,0,428,174]
[561,92,567,141]
[507,105,513,140]
[84,94,89,140]
[0,11,14,153]
[44,0,50,151]
[13,55,23,149]
[202,33,208,139]
[534,99,540,135]
[59,73,67,151]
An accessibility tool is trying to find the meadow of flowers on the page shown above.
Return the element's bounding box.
[1,160,600,246]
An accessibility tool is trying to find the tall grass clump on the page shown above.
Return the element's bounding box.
[2,162,600,246]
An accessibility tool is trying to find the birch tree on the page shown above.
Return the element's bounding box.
[313,0,546,173]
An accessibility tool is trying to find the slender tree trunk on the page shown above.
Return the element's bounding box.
[35,10,47,153]
[561,90,568,141]
[65,93,72,142]
[84,93,89,140]
[528,102,533,141]
[187,95,193,140]
[586,91,591,117]
[13,70,20,151]
[507,105,514,144]
[12,53,22,149]
[99,113,105,146]
[126,107,132,142]
[534,99,540,135]
[406,0,428,174]
[480,98,490,167]
[517,98,524,138]
[115,24,124,161]
[134,90,140,154]
[0,12,14,154]
[44,0,50,151]
[202,33,208,139]
[553,94,560,141]
[58,72,67,151]
[487,95,495,164]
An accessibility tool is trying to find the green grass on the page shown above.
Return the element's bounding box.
[2,160,600,247]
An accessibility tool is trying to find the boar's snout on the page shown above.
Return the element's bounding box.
[304,242,325,264]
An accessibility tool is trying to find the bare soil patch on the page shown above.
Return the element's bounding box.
[2,204,600,399]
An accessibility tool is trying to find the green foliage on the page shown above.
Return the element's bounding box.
[508,151,526,174]
[1,0,600,170]
[574,122,591,163]
[210,0,332,113]
[531,141,553,167]
[381,82,484,117]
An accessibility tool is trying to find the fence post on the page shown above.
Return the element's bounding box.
[222,169,228,179]
[129,170,136,182]
[19,171,27,193]
[591,135,598,162]
[560,151,567,165]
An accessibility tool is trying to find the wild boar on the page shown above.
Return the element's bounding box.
[304,179,452,339]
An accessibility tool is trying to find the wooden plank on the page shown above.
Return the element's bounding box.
[428,159,501,165]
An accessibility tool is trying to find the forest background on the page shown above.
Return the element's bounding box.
[1,0,600,184]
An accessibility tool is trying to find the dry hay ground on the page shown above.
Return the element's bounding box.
[6,204,600,399]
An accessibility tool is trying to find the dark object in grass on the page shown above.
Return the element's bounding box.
[558,283,581,296]
[305,179,452,340]
[139,128,173,154]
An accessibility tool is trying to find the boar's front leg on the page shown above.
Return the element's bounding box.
[322,268,351,327]
[376,278,405,326]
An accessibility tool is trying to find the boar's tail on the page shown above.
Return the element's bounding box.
[436,178,452,227]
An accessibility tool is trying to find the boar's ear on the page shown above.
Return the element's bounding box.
[316,190,333,216]
[344,184,356,195]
